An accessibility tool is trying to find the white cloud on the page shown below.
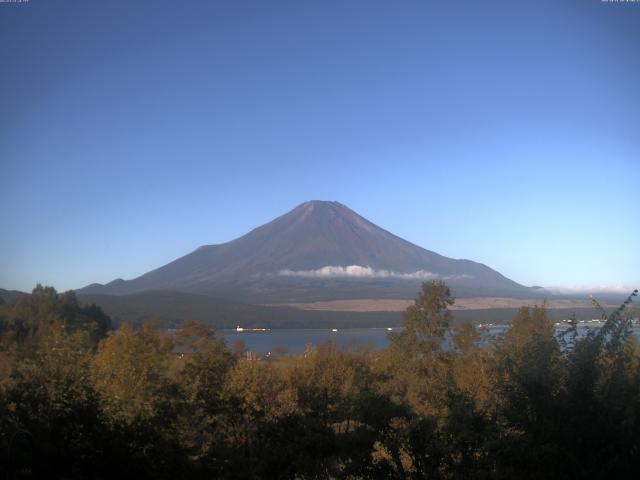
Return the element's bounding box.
[277,265,471,281]
[546,284,638,295]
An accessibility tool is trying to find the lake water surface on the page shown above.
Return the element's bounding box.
[219,324,640,355]
[220,327,392,355]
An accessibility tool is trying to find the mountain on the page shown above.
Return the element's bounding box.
[0,288,28,304]
[78,201,539,302]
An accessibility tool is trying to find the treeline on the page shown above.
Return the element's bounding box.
[75,290,403,330]
[1,283,639,479]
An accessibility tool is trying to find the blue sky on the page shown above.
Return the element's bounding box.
[1,0,639,293]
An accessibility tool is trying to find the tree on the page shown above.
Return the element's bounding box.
[372,282,456,478]
[90,322,189,477]
[380,281,455,413]
[171,321,235,466]
[1,324,105,479]
[91,323,175,426]
[393,280,454,355]
[2,286,110,350]
[219,360,301,478]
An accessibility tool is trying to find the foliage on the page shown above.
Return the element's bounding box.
[0,284,639,479]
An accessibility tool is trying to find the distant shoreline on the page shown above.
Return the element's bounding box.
[266,297,618,313]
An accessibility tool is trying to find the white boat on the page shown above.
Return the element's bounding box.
[236,325,244,332]
[332,328,338,332]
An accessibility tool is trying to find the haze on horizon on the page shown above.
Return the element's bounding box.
[1,0,639,294]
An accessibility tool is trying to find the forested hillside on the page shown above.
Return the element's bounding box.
[1,283,639,479]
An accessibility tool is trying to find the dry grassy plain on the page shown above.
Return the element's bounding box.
[268,297,615,312]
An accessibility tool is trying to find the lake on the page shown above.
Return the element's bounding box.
[218,323,640,355]
[219,327,393,355]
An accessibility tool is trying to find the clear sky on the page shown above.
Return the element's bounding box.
[1,0,639,293]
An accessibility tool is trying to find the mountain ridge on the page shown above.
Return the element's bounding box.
[78,201,539,301]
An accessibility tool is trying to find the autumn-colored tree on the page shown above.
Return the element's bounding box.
[218,360,302,478]
[91,323,175,425]
[394,280,455,355]
[557,290,640,478]
[170,321,235,465]
[373,282,456,478]
[1,324,104,478]
[290,341,398,477]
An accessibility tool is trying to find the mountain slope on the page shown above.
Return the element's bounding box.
[78,201,536,301]
[0,288,28,304]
